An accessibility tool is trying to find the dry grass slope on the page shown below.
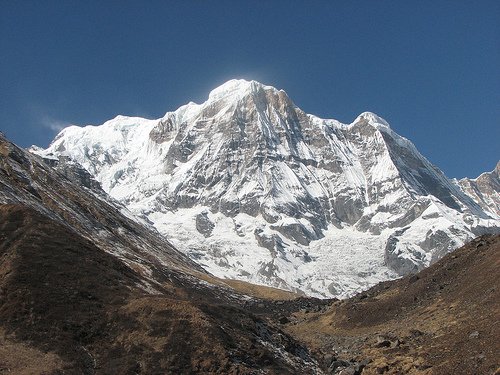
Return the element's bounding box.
[0,204,318,374]
[284,234,500,374]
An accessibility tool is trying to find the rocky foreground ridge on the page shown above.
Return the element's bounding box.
[0,130,321,374]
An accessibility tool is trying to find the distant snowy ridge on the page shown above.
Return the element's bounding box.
[34,79,500,298]
[457,161,500,217]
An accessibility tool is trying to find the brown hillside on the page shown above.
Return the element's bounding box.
[284,234,500,374]
[0,204,320,374]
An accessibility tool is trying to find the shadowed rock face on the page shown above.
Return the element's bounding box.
[33,80,499,297]
[149,116,177,144]
[195,210,215,237]
[42,156,105,195]
[379,132,463,212]
[384,228,420,275]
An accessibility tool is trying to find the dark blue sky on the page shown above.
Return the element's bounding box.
[1,1,498,178]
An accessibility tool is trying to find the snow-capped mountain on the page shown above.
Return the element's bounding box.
[34,79,500,298]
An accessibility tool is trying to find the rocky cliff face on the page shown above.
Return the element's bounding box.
[457,161,500,217]
[34,79,500,297]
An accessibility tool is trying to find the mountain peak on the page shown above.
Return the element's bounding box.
[207,79,278,101]
[351,112,391,129]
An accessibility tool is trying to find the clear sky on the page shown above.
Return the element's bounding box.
[1,1,498,178]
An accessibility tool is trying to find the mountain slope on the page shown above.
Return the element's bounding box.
[0,204,322,374]
[0,132,321,373]
[284,234,500,374]
[34,79,500,298]
[1,131,204,281]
